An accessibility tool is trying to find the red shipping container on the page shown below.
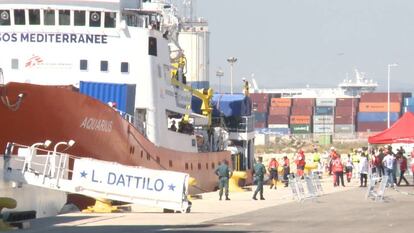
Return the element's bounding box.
[269,106,290,115]
[270,98,292,107]
[292,98,315,106]
[334,115,356,124]
[252,102,268,113]
[268,115,289,124]
[290,115,312,124]
[254,122,267,128]
[336,98,359,107]
[356,121,396,132]
[360,92,402,103]
[291,106,313,115]
[335,106,357,116]
[359,102,401,112]
[250,93,269,103]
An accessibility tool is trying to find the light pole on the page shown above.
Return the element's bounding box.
[227,57,237,94]
[387,63,398,128]
[216,68,224,94]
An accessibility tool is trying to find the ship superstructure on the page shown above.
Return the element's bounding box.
[251,69,378,98]
[0,0,255,215]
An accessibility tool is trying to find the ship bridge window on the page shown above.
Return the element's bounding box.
[44,9,55,25]
[14,9,25,25]
[100,60,108,72]
[29,9,40,25]
[124,14,139,27]
[59,10,70,25]
[148,37,157,56]
[0,10,11,25]
[104,12,116,28]
[121,62,129,73]
[80,59,88,71]
[74,10,86,26]
[11,59,18,69]
[89,11,101,27]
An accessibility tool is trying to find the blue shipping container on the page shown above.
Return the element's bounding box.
[403,106,414,113]
[79,81,136,115]
[357,112,400,122]
[314,106,334,115]
[212,94,252,117]
[404,97,414,106]
[191,94,252,117]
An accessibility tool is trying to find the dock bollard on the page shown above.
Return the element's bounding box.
[229,171,247,192]
[0,197,17,230]
[187,177,202,200]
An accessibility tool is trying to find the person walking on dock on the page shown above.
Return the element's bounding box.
[282,155,290,187]
[268,157,279,189]
[397,154,409,186]
[295,149,306,179]
[359,153,368,187]
[253,157,266,200]
[215,159,232,200]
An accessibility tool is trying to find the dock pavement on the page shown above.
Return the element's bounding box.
[5,176,414,233]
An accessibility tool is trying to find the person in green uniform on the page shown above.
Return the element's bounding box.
[215,159,232,200]
[253,156,266,200]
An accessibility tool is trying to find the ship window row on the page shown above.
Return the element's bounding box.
[0,9,116,28]
[80,60,129,73]
[9,58,128,73]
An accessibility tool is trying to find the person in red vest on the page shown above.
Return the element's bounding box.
[328,147,338,176]
[329,147,339,185]
[332,154,345,187]
[345,154,354,183]
[268,158,279,189]
[282,155,290,187]
[295,149,306,179]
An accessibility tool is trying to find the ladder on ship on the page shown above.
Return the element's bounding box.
[2,143,190,213]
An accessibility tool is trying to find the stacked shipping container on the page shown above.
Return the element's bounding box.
[267,98,291,134]
[251,92,412,134]
[313,98,335,134]
[250,93,269,129]
[290,98,314,134]
[403,97,414,113]
[334,98,358,133]
[357,93,403,132]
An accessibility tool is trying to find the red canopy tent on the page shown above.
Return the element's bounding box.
[368,112,414,144]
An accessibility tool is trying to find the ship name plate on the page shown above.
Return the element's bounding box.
[80,117,113,133]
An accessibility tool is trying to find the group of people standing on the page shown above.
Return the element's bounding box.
[215,145,414,201]
[368,146,413,187]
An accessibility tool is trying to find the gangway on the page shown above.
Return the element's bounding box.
[2,142,191,213]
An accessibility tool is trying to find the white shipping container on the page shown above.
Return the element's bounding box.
[268,124,289,128]
[334,124,355,133]
[316,98,336,107]
[313,115,334,124]
[313,124,334,133]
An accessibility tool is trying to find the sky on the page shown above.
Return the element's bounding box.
[176,0,414,92]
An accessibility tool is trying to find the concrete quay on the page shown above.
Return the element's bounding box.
[4,177,414,233]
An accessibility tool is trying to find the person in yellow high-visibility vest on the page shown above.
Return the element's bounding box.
[312,148,322,178]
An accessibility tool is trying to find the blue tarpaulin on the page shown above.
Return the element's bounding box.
[191,94,252,117]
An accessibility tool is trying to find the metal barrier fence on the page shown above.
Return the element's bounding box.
[289,174,323,202]
[366,175,388,202]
